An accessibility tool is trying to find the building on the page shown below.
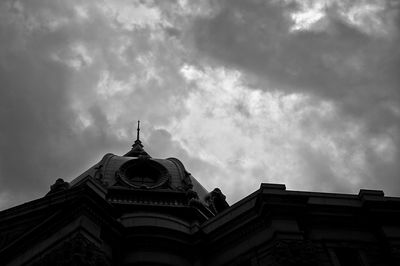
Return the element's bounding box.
[1,126,400,265]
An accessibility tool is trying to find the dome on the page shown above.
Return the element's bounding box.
[66,122,229,221]
[70,153,209,198]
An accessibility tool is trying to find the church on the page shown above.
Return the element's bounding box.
[0,123,399,265]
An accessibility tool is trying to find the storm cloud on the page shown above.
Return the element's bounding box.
[0,0,399,209]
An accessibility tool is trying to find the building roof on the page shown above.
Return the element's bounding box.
[66,133,228,222]
[70,153,209,199]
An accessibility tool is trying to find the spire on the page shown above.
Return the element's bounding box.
[124,120,151,158]
[136,120,140,141]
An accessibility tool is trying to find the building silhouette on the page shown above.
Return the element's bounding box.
[1,125,400,265]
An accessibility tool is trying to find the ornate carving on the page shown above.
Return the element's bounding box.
[46,178,70,196]
[181,171,194,191]
[93,164,104,181]
[116,159,170,189]
[31,234,110,266]
[205,188,230,214]
[272,240,319,266]
[186,189,199,201]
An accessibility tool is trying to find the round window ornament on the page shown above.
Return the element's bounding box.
[116,159,169,189]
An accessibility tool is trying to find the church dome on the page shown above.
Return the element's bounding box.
[70,153,208,199]
[66,122,228,222]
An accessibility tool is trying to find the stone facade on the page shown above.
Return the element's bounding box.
[1,142,400,265]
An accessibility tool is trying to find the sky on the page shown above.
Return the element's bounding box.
[0,0,399,210]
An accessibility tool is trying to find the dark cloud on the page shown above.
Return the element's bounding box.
[1,0,399,209]
[0,3,73,205]
[192,0,400,100]
[0,0,189,209]
[187,0,400,196]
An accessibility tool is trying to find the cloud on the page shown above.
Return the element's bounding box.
[0,0,399,209]
[191,0,399,97]
[185,0,400,195]
[0,0,189,209]
[189,0,400,133]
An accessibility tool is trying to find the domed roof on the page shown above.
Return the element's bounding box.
[66,122,229,220]
[70,153,208,198]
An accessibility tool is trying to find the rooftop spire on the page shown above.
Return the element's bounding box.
[136,120,140,141]
[124,120,150,158]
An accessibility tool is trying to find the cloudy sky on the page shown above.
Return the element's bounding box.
[0,0,399,210]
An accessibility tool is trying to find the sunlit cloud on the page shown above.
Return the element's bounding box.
[0,0,399,209]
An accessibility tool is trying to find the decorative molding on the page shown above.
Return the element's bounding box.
[116,159,170,189]
[108,196,185,206]
[205,188,230,214]
[272,240,319,266]
[30,233,111,266]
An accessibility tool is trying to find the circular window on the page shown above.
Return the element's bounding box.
[117,159,169,189]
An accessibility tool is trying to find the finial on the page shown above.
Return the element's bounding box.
[124,120,150,158]
[136,120,140,141]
